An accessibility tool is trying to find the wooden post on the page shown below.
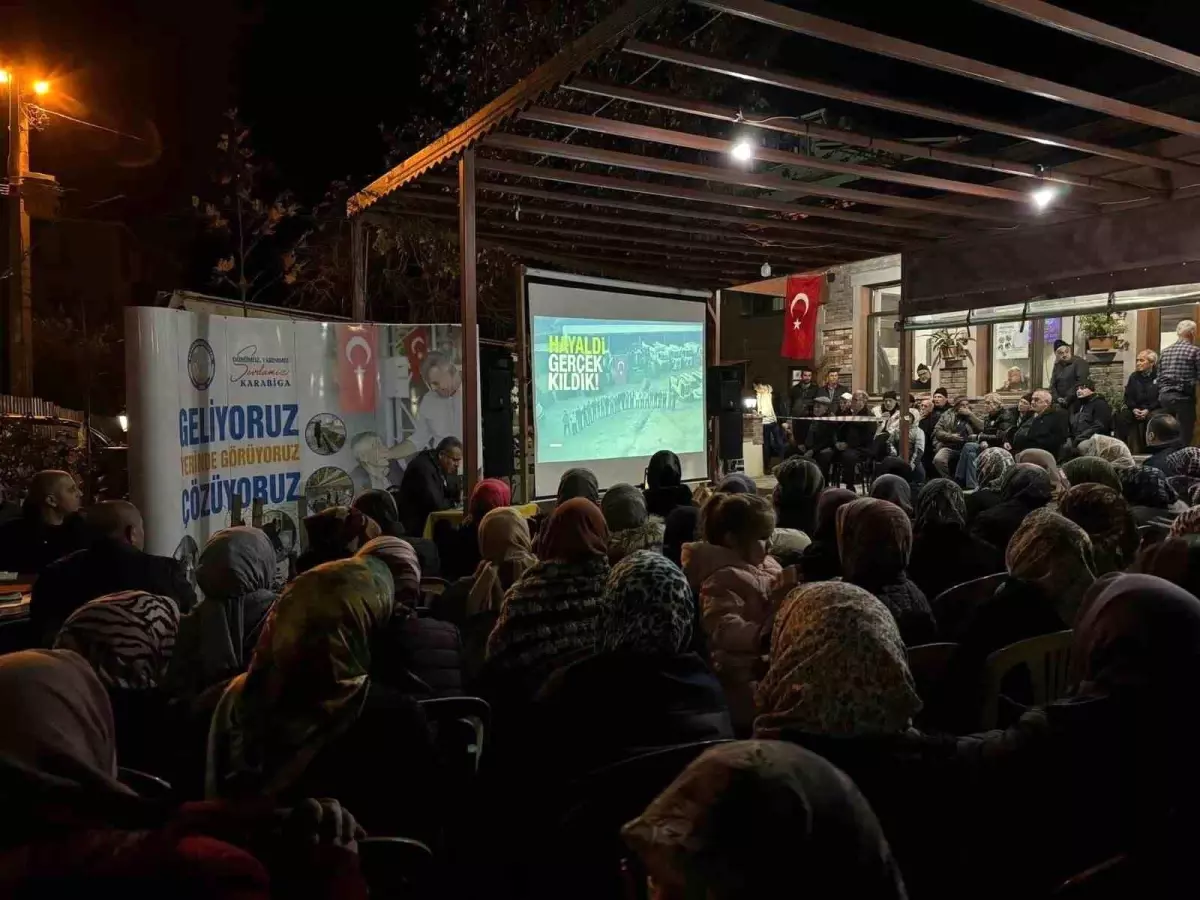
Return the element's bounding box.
[6,77,33,395]
[515,265,531,502]
[350,218,367,321]
[459,150,481,499]
[708,290,722,483]
[899,316,911,461]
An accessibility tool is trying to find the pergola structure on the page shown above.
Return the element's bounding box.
[348,0,1200,493]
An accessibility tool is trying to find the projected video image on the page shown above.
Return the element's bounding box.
[532,316,706,464]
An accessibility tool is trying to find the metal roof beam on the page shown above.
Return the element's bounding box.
[565,79,1155,200]
[347,0,675,214]
[693,0,1200,138]
[521,104,1074,214]
[476,157,917,248]
[483,132,959,233]
[624,40,1200,176]
[975,0,1200,79]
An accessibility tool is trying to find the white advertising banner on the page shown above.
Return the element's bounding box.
[125,306,475,576]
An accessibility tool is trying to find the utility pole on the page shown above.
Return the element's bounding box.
[3,71,33,396]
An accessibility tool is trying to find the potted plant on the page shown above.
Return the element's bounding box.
[929,329,974,369]
[1079,312,1128,357]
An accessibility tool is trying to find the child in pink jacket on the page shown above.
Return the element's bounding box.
[682,492,782,731]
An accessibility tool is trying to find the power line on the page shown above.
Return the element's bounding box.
[30,105,144,142]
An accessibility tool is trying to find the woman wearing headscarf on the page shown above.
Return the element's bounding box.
[1121,465,1185,530]
[943,509,1095,731]
[296,506,381,574]
[969,463,1055,554]
[1057,484,1140,575]
[773,456,824,534]
[756,582,921,738]
[1165,445,1200,478]
[908,479,1004,607]
[1169,504,1200,538]
[601,482,665,562]
[54,591,181,775]
[358,536,463,698]
[870,473,913,517]
[483,498,610,687]
[1134,534,1200,597]
[535,551,733,778]
[167,527,277,700]
[621,741,907,900]
[352,489,441,577]
[967,446,1013,521]
[643,450,694,519]
[1079,433,1136,471]
[207,556,435,837]
[797,488,857,582]
[837,498,936,646]
[0,650,369,898]
[1015,447,1069,490]
[556,467,600,506]
[1061,455,1122,493]
[433,477,511,580]
[662,506,700,569]
[715,472,757,495]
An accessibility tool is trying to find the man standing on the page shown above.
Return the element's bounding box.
[396,436,464,537]
[0,470,88,575]
[1069,379,1113,449]
[911,363,933,392]
[816,367,842,404]
[1050,340,1090,410]
[30,500,195,646]
[1117,349,1159,451]
[933,397,983,478]
[1012,389,1069,457]
[1156,320,1200,446]
[788,367,817,418]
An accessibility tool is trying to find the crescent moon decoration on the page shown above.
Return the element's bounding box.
[410,336,426,358]
[345,335,373,366]
[793,292,811,321]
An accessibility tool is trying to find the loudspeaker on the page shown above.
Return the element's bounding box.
[481,347,514,477]
[707,365,743,417]
[717,410,743,460]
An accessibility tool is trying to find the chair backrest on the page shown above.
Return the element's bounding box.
[419,696,490,775]
[419,577,450,608]
[906,642,959,697]
[931,572,1007,642]
[118,766,173,800]
[981,630,1074,729]
[358,836,434,900]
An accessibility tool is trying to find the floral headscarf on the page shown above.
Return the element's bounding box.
[1081,434,1136,471]
[1062,456,1122,493]
[357,536,422,608]
[914,478,967,530]
[1015,448,1069,490]
[1058,484,1140,575]
[1006,508,1096,624]
[621,741,906,900]
[755,582,921,737]
[1166,447,1200,479]
[54,592,180,691]
[998,463,1055,506]
[1121,466,1177,509]
[1169,505,1200,538]
[837,498,912,586]
[206,555,395,799]
[597,551,693,655]
[870,474,913,517]
[976,447,1014,491]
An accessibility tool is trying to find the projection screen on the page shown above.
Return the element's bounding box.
[525,270,709,496]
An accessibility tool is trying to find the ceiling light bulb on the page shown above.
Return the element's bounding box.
[1031,187,1056,211]
[731,139,754,163]
[760,261,772,278]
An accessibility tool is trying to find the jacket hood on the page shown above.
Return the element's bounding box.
[681,540,780,589]
[608,519,666,563]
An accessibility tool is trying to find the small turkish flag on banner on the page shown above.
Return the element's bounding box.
[781,274,823,360]
[338,324,378,412]
[613,355,629,386]
[401,327,431,385]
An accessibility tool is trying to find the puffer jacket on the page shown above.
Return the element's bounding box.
[374,614,464,698]
[681,541,783,731]
[607,518,666,563]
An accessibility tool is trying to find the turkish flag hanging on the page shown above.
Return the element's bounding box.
[338,324,378,412]
[781,274,824,360]
[401,326,431,386]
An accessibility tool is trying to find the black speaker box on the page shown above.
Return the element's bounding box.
[481,348,514,477]
[707,365,742,417]
[716,410,743,460]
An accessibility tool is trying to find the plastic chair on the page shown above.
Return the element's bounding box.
[980,629,1073,729]
[419,577,450,608]
[1054,853,1132,898]
[907,642,958,696]
[931,572,1007,642]
[118,766,173,800]
[358,836,434,899]
[419,696,490,775]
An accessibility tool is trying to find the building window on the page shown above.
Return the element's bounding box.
[989,317,1079,392]
[741,295,785,317]
[867,284,901,395]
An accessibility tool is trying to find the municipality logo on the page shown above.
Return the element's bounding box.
[187,338,216,391]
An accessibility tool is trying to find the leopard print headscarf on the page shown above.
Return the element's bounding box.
[597,550,693,655]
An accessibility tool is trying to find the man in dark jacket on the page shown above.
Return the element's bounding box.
[1050,340,1090,410]
[1068,379,1113,450]
[30,500,196,646]
[787,367,819,446]
[397,436,464,537]
[0,470,88,576]
[1117,349,1160,451]
[1144,414,1185,472]
[933,397,983,478]
[1005,393,1034,449]
[1012,390,1069,457]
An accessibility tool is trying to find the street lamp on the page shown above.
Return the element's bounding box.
[32,80,50,96]
[0,70,9,85]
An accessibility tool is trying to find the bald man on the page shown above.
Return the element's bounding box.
[0,469,87,576]
[30,499,195,646]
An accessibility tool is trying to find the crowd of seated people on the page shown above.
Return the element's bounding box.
[6,406,1200,899]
